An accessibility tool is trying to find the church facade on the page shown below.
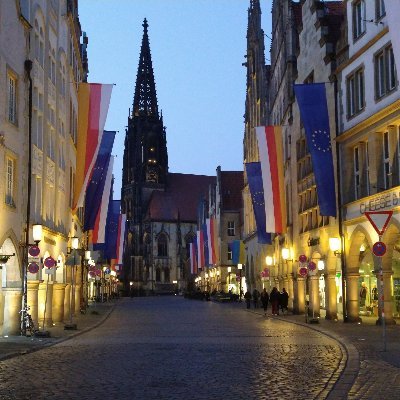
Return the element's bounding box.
[121,19,215,295]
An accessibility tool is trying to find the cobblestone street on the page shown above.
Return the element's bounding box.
[0,297,343,400]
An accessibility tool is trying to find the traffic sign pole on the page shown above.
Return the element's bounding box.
[376,234,386,352]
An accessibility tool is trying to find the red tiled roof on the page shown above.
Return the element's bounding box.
[146,173,215,222]
[220,171,243,211]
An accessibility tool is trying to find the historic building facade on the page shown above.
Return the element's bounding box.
[336,0,400,323]
[289,0,344,319]
[0,0,87,334]
[242,0,271,295]
[121,20,214,295]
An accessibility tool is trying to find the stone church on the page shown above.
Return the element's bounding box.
[121,19,215,295]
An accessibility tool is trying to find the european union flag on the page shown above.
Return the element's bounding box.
[245,162,272,244]
[105,200,121,260]
[84,130,116,231]
[294,83,337,217]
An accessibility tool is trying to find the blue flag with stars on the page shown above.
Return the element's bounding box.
[294,83,337,217]
[245,162,272,244]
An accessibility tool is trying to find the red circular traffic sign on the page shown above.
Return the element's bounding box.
[299,254,307,263]
[372,241,386,257]
[44,256,56,268]
[28,245,40,257]
[299,266,308,277]
[308,261,316,271]
[28,262,39,274]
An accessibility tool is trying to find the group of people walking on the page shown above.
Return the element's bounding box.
[244,287,289,316]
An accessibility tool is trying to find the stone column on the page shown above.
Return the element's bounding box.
[75,284,81,314]
[294,277,306,314]
[325,273,338,320]
[310,275,320,317]
[287,273,294,311]
[52,283,66,323]
[2,288,22,335]
[64,283,71,322]
[346,273,361,322]
[38,280,53,327]
[27,280,40,324]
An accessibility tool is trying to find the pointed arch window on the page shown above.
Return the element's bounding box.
[157,234,168,257]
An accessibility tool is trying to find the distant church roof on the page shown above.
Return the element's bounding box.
[146,173,216,222]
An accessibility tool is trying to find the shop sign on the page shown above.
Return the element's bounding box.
[345,187,400,220]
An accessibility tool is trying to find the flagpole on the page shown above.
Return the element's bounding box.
[333,77,348,322]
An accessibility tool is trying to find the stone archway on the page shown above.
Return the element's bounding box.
[345,225,374,322]
[0,237,21,335]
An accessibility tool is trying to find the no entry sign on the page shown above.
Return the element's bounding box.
[372,241,387,257]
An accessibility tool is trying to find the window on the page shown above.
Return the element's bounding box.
[227,244,232,261]
[375,45,396,99]
[49,48,56,85]
[227,221,235,236]
[347,68,365,117]
[376,0,386,20]
[5,158,15,206]
[33,88,44,149]
[7,73,17,124]
[69,166,75,208]
[33,176,42,220]
[353,0,366,39]
[354,147,361,199]
[48,127,55,160]
[156,268,161,282]
[34,19,44,67]
[157,234,168,257]
[164,268,170,283]
[383,131,391,190]
[365,142,370,196]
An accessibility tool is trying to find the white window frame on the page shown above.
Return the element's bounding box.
[7,73,17,125]
[347,68,365,118]
[354,146,361,199]
[376,0,386,20]
[227,221,235,236]
[375,45,397,99]
[5,158,15,206]
[383,131,391,190]
[353,0,366,40]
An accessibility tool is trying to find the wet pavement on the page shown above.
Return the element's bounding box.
[0,297,398,399]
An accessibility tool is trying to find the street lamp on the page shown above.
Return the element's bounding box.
[329,237,341,256]
[227,266,231,289]
[266,256,273,266]
[238,263,243,301]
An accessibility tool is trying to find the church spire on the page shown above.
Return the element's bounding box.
[133,18,159,117]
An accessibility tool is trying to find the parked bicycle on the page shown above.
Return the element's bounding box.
[19,305,37,336]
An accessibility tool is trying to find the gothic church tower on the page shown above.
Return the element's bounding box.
[121,19,168,287]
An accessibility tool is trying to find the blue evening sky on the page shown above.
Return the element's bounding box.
[79,0,272,198]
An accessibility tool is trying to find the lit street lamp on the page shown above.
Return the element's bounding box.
[238,263,243,301]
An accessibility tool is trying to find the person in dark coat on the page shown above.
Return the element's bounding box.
[260,288,269,316]
[244,290,252,309]
[270,287,280,315]
[279,288,289,315]
[252,288,260,309]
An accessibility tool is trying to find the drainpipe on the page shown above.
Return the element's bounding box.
[22,59,33,335]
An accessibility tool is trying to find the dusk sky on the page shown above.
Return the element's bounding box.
[79,0,272,198]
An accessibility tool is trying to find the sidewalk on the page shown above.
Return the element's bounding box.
[238,302,400,399]
[0,300,116,362]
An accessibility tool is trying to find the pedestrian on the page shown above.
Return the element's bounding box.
[260,288,269,316]
[280,288,289,315]
[270,287,280,315]
[252,288,260,309]
[244,290,252,309]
